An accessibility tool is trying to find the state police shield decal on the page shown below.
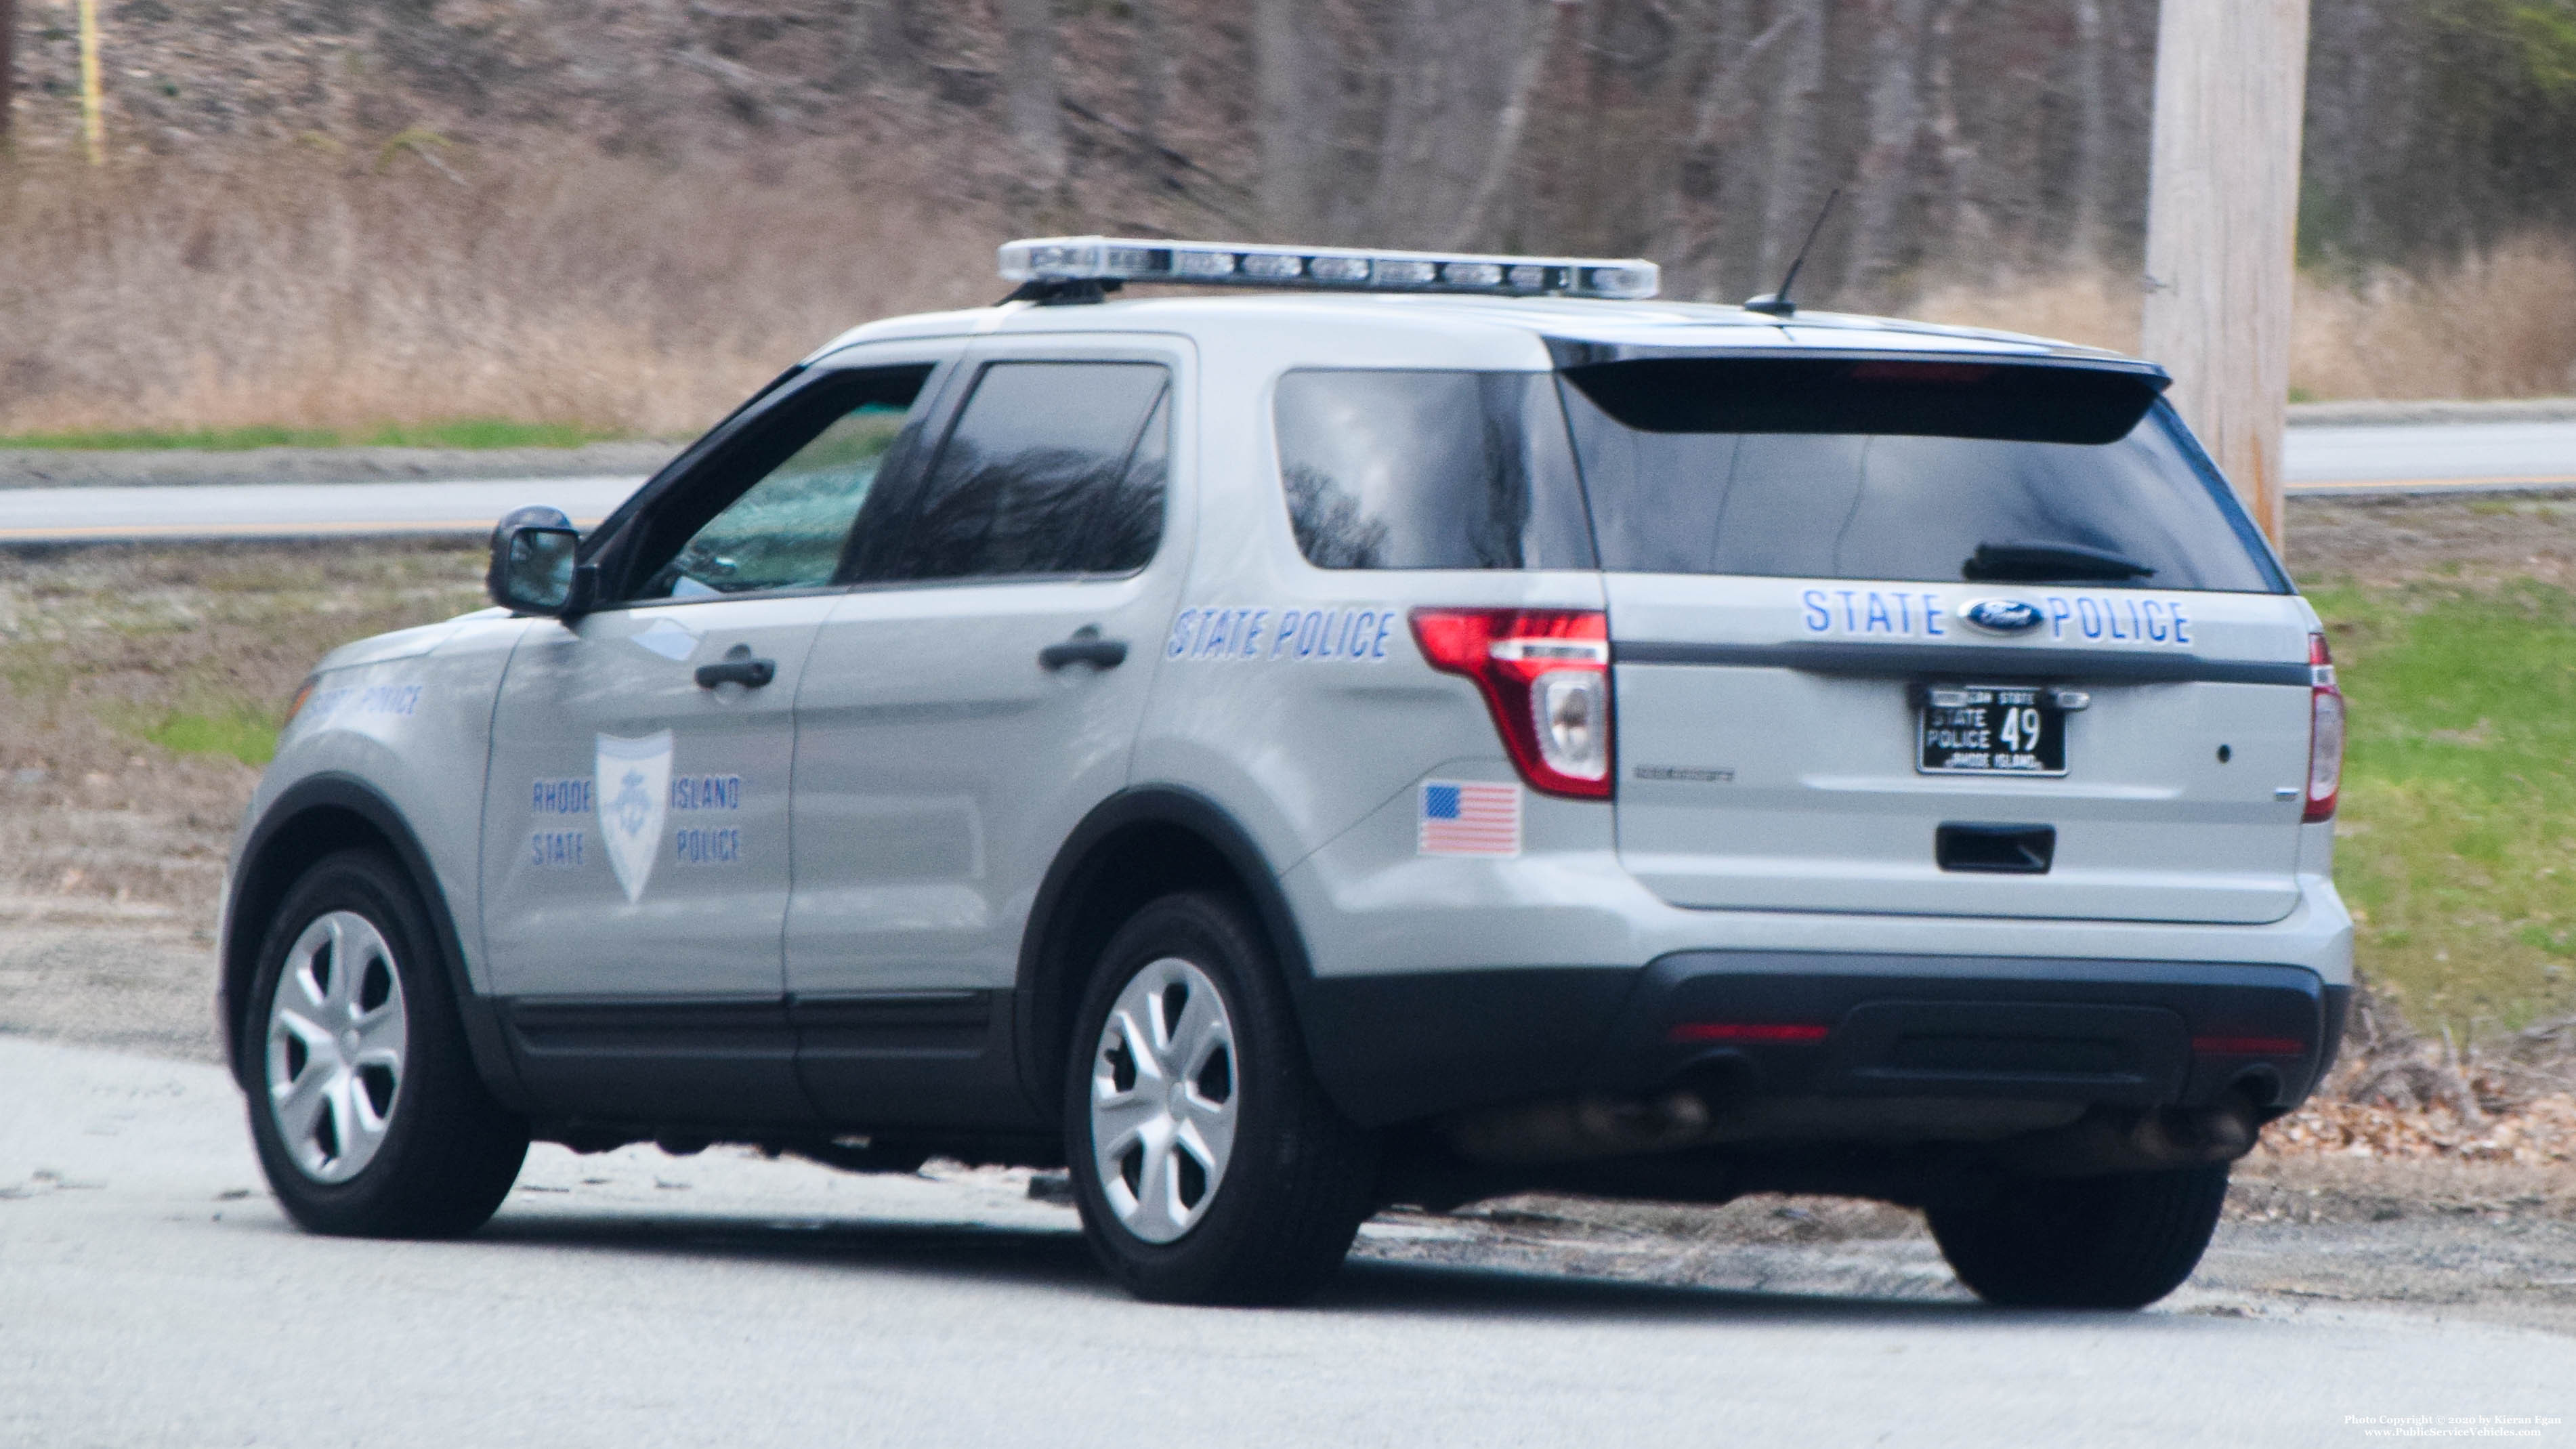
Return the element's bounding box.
[595,731,673,904]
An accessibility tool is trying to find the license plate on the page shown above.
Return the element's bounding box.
[1919,684,2066,776]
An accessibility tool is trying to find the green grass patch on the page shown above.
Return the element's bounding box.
[0,419,620,450]
[0,424,343,450]
[135,707,280,766]
[2311,579,2576,1032]
[352,418,619,449]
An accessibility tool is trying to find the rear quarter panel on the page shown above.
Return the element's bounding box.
[1125,320,1611,949]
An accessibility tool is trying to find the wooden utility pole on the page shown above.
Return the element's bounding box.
[2141,0,2312,549]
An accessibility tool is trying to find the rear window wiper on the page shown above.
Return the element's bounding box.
[1962,541,2157,583]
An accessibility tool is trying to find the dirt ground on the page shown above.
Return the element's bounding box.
[1343,1170,2576,1335]
[4,506,2575,1329]
[2287,488,2576,589]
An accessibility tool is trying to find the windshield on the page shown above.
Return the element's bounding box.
[1558,358,2287,593]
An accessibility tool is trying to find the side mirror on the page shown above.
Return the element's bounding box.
[486,506,589,616]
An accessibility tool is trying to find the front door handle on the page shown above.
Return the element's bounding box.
[1039,625,1128,672]
[695,642,776,690]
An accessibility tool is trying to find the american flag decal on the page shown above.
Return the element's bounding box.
[1418,780,1522,857]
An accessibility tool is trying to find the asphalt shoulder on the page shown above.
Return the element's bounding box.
[0,440,681,490]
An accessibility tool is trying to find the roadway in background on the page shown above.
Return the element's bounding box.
[0,417,2570,544]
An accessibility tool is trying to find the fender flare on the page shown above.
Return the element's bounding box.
[1011,786,1317,1120]
[221,772,530,1110]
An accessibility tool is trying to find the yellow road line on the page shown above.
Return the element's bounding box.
[0,518,608,541]
[2289,474,2576,492]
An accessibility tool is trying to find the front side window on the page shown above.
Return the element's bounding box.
[865,360,1171,583]
[622,364,933,602]
[1273,369,1595,571]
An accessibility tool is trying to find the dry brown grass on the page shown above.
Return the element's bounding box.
[0,147,1000,438]
[1914,236,2576,401]
[4,144,2569,435]
[2291,236,2576,401]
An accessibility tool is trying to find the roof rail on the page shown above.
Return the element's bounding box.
[998,236,1659,301]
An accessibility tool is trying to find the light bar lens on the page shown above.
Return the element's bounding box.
[998,236,1660,299]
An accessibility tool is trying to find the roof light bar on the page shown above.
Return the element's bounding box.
[998,236,1660,301]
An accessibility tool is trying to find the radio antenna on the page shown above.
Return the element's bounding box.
[1743,188,1842,318]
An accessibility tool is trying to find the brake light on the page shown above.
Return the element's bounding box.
[2304,632,2344,822]
[1410,609,1612,799]
[1670,1022,1831,1045]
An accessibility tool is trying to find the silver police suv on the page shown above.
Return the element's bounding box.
[221,237,2351,1309]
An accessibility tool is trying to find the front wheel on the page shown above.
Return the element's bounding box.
[1928,1162,2231,1309]
[1063,893,1377,1305]
[243,850,529,1237]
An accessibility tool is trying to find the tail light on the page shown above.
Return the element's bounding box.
[1410,608,1612,799]
[2304,631,2344,823]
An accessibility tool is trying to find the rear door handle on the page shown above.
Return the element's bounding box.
[1039,626,1128,672]
[695,643,776,690]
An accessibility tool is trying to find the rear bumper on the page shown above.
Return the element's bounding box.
[1298,950,2346,1129]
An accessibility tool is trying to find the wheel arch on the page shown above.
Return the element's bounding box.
[220,774,528,1109]
[1014,786,1319,1127]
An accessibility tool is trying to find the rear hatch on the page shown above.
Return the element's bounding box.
[1563,355,2317,925]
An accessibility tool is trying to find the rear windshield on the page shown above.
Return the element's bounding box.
[1558,358,2287,593]
[1273,369,1595,570]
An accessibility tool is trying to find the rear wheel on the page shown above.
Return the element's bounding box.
[1064,893,1377,1305]
[1928,1162,2231,1309]
[244,850,529,1237]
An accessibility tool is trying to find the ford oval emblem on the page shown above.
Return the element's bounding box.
[1960,598,2045,635]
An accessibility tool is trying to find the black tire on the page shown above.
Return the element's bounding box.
[1928,1162,2231,1309]
[1063,892,1378,1306]
[242,849,529,1238]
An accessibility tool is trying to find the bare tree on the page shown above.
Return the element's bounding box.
[1132,0,1175,168]
[1756,0,1830,290]
[1848,0,1931,303]
[1254,0,1339,236]
[846,0,919,91]
[1355,0,1553,247]
[1923,0,2000,282]
[1656,2,1807,297]
[1445,0,1576,249]
[0,0,14,145]
[2068,0,2110,259]
[998,0,1065,184]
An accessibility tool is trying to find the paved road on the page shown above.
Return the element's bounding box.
[0,419,2571,543]
[0,474,644,544]
[2,1036,2562,1448]
[2287,418,2576,496]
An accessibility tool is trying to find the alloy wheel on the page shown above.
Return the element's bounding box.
[264,910,410,1183]
[1089,956,1239,1244]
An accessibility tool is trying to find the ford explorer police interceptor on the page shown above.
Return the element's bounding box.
[219,236,2350,1309]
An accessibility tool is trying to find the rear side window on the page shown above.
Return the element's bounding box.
[1273,369,1595,570]
[1559,358,2286,593]
[867,360,1170,583]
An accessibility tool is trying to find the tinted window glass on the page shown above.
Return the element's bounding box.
[623,365,931,601]
[1560,360,2283,593]
[874,361,1169,582]
[1274,370,1594,570]
[1085,389,1168,574]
